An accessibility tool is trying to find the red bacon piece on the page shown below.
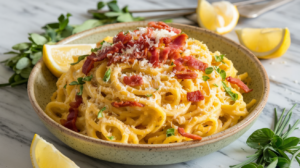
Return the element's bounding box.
[226,76,253,93]
[175,71,198,79]
[61,95,83,132]
[149,48,160,68]
[111,101,144,108]
[159,47,170,64]
[175,56,207,72]
[170,34,188,50]
[187,90,204,102]
[142,27,153,38]
[173,58,186,72]
[113,32,132,45]
[178,127,202,140]
[123,75,143,87]
[148,21,181,34]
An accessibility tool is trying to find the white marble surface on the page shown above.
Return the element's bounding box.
[0,0,300,167]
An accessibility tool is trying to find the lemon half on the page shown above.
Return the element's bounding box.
[197,0,239,34]
[236,28,290,59]
[30,134,79,168]
[43,44,96,77]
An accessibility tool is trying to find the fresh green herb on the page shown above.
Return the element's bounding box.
[91,47,100,52]
[202,76,210,81]
[83,75,93,81]
[214,54,225,62]
[70,55,88,65]
[205,67,214,74]
[215,66,221,73]
[69,76,92,95]
[76,85,83,95]
[163,19,173,23]
[103,68,111,82]
[171,62,174,66]
[97,107,106,118]
[220,70,226,80]
[222,81,238,101]
[156,88,159,91]
[213,84,218,87]
[107,136,115,140]
[145,94,153,97]
[69,81,79,85]
[231,105,300,168]
[166,128,175,137]
[63,84,67,89]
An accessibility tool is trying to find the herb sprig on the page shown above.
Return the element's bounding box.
[69,75,93,95]
[231,105,300,168]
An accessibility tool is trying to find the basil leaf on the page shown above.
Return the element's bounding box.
[60,25,74,38]
[107,0,120,12]
[73,19,102,34]
[12,42,31,51]
[105,12,122,17]
[69,81,79,85]
[117,13,134,22]
[271,135,283,148]
[97,1,106,9]
[70,55,88,65]
[30,33,48,45]
[214,54,225,62]
[266,157,278,168]
[20,67,33,78]
[145,94,152,97]
[246,128,275,149]
[220,70,226,80]
[103,68,111,82]
[222,81,238,101]
[63,84,67,89]
[279,137,300,150]
[166,128,175,137]
[31,52,42,65]
[77,85,83,95]
[277,157,290,168]
[202,76,210,81]
[205,67,214,74]
[122,5,129,13]
[77,77,85,85]
[97,107,106,118]
[83,75,93,81]
[213,84,218,87]
[16,57,30,70]
[241,163,259,168]
[108,136,115,140]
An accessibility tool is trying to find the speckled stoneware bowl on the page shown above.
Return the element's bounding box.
[27,22,269,165]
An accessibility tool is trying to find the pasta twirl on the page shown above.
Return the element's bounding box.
[45,22,255,144]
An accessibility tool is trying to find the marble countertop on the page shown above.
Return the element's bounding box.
[0,0,299,167]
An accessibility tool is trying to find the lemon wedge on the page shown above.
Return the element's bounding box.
[235,28,290,59]
[43,44,96,77]
[197,0,239,34]
[30,134,79,168]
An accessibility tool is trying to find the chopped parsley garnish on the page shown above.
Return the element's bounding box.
[69,75,93,95]
[171,62,174,66]
[205,67,214,74]
[214,54,225,62]
[91,47,101,52]
[69,81,79,85]
[222,81,238,101]
[63,84,67,89]
[108,136,115,140]
[83,75,93,81]
[156,88,159,91]
[97,107,106,118]
[213,84,218,87]
[219,70,226,80]
[103,68,111,82]
[145,94,153,97]
[70,55,88,65]
[77,85,83,95]
[166,128,175,137]
[202,76,210,81]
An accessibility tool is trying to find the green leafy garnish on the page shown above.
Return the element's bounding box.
[205,67,214,74]
[63,84,67,89]
[77,85,83,95]
[70,55,88,65]
[220,70,226,80]
[97,107,106,118]
[103,68,111,82]
[214,54,225,62]
[163,19,173,23]
[69,81,79,85]
[91,47,101,52]
[231,105,300,168]
[83,75,93,81]
[222,81,238,101]
[213,84,218,87]
[145,94,153,97]
[171,62,174,66]
[166,128,175,137]
[202,76,210,81]
[108,136,115,140]
[69,75,92,95]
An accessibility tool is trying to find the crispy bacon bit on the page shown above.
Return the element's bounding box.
[159,47,170,64]
[178,127,202,140]
[111,101,144,108]
[170,34,188,50]
[174,56,208,72]
[148,21,181,34]
[123,75,143,87]
[82,54,95,75]
[173,58,186,72]
[113,32,132,45]
[175,71,198,79]
[226,76,253,93]
[61,95,83,132]
[187,90,204,102]
[149,48,160,68]
[142,27,153,38]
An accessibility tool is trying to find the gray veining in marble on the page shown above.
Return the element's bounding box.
[0,0,299,167]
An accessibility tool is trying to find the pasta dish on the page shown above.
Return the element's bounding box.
[45,22,256,144]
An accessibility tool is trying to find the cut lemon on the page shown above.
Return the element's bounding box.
[43,44,96,77]
[235,28,290,59]
[30,134,79,168]
[197,0,239,34]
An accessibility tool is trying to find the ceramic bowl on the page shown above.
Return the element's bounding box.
[27,22,269,165]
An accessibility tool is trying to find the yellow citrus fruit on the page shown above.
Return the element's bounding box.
[197,0,239,34]
[30,134,79,168]
[43,44,96,77]
[235,28,290,59]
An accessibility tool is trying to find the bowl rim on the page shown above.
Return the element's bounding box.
[27,21,270,150]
